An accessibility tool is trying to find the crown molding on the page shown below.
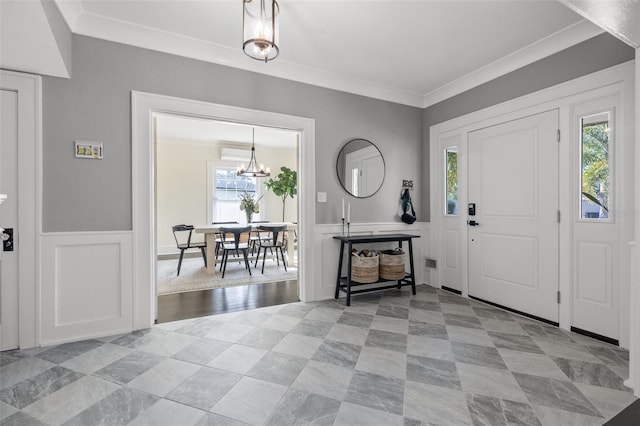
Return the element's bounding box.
[421,20,604,108]
[54,3,601,109]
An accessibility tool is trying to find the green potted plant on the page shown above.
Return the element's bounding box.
[238,191,263,223]
[265,166,297,222]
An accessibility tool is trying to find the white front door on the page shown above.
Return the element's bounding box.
[468,110,559,323]
[0,87,19,350]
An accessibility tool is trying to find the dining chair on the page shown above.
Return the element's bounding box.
[218,226,252,278]
[212,221,239,259]
[172,224,207,276]
[254,225,288,274]
[248,220,270,254]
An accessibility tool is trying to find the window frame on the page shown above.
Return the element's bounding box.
[576,108,614,223]
[443,146,459,216]
[207,161,262,224]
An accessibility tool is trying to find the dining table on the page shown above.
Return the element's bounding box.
[195,222,298,275]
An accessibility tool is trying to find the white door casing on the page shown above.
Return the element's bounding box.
[132,92,316,328]
[430,62,633,348]
[439,133,465,294]
[0,70,40,350]
[468,110,560,323]
[571,96,623,341]
[1,88,19,350]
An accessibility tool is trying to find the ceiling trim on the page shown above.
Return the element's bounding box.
[422,20,603,108]
[54,2,602,109]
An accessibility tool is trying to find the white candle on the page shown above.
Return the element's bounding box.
[347,203,351,223]
[342,199,345,220]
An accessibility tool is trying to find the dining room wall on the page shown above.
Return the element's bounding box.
[156,140,296,255]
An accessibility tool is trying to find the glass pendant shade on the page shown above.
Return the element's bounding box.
[243,0,279,62]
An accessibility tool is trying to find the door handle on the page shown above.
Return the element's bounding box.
[467,220,479,227]
[2,228,13,251]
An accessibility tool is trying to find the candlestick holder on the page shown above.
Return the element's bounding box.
[342,218,345,235]
[347,222,351,236]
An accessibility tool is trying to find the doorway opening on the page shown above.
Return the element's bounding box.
[152,113,301,323]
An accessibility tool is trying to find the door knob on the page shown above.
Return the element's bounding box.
[467,220,479,227]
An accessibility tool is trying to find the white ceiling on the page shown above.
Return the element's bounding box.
[52,0,606,107]
[155,113,298,148]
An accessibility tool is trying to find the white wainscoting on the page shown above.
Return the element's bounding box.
[313,222,431,301]
[40,232,133,345]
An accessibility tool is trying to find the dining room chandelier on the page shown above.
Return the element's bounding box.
[242,0,279,62]
[237,128,271,177]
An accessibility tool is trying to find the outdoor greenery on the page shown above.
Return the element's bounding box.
[581,122,609,217]
[265,166,297,222]
[446,149,458,214]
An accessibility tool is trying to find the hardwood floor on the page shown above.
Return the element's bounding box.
[156,280,299,323]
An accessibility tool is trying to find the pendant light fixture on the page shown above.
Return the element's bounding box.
[237,128,271,177]
[242,0,279,62]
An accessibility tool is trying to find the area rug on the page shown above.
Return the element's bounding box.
[157,256,298,295]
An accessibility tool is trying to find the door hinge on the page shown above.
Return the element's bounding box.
[557,210,561,223]
[557,291,561,304]
[557,129,561,142]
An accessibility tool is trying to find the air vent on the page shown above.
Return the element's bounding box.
[220,147,251,162]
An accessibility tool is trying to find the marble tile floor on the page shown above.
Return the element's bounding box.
[0,285,636,426]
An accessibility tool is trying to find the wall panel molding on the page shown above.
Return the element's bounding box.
[40,231,133,345]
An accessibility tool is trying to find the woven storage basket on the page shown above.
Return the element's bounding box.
[351,255,379,283]
[379,252,406,280]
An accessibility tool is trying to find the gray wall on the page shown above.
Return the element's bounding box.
[42,35,422,231]
[421,33,635,220]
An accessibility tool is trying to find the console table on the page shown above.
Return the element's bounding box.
[333,234,420,306]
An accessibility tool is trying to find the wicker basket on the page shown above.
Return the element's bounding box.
[351,255,379,283]
[379,251,406,280]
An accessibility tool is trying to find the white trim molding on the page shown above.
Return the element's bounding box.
[54,5,601,109]
[132,91,316,328]
[40,231,133,346]
[429,62,634,350]
[0,70,41,349]
[627,49,640,397]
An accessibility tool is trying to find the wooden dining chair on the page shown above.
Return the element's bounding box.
[254,225,288,274]
[172,224,207,276]
[218,226,252,278]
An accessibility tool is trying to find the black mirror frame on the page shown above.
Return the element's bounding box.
[336,138,385,198]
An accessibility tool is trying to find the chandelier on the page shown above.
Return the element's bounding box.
[237,128,271,177]
[242,0,279,62]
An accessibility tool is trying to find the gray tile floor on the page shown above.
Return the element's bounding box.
[1,285,636,425]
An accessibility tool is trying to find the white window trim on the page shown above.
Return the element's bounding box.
[207,161,263,224]
[575,103,616,224]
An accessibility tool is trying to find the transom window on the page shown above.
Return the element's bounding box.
[579,112,610,220]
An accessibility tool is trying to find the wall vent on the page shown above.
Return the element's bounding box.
[220,147,251,162]
[425,258,437,269]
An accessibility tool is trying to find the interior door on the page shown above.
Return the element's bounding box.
[0,87,19,350]
[468,110,559,323]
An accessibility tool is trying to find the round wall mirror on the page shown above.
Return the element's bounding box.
[336,138,385,198]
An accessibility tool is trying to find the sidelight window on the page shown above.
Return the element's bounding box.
[579,112,611,220]
[445,147,458,215]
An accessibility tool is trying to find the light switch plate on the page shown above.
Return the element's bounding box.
[317,192,327,203]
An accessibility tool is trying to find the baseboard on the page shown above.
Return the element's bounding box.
[570,326,619,346]
[441,286,462,295]
[469,295,559,327]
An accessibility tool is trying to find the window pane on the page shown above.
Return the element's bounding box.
[580,112,610,220]
[445,148,458,215]
[213,168,259,222]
